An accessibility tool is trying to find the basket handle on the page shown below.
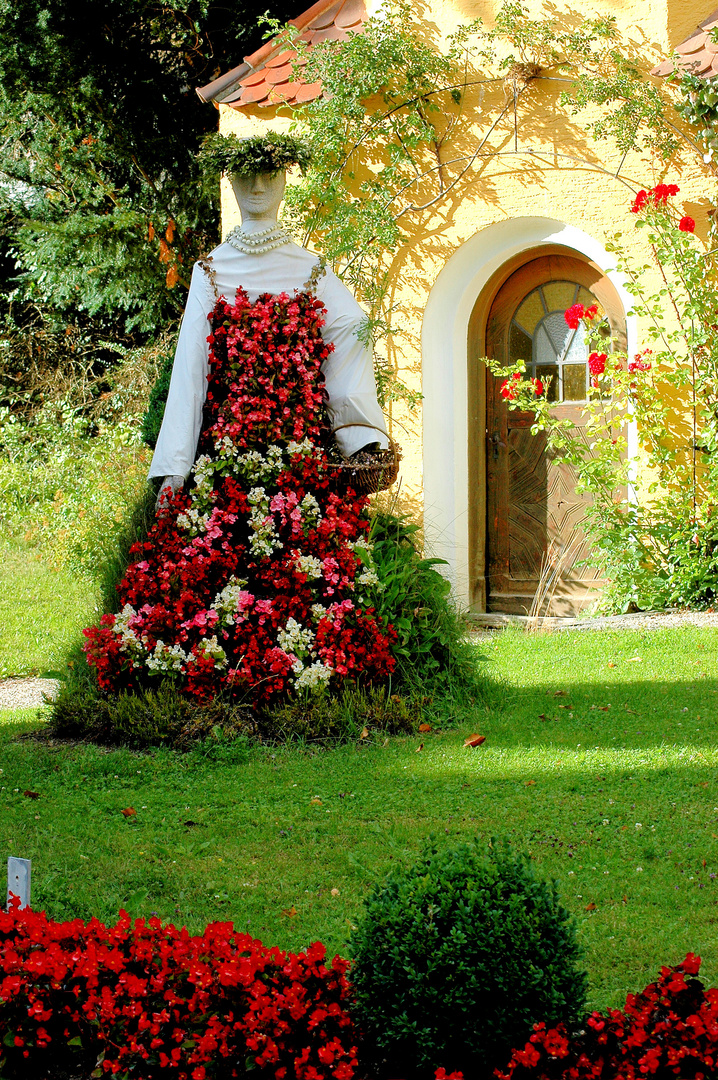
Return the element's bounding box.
[333,423,387,433]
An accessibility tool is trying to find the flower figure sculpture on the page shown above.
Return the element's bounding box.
[83,287,396,701]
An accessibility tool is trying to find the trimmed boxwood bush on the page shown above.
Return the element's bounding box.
[349,837,587,1080]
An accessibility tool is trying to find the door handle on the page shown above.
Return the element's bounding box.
[488,432,506,460]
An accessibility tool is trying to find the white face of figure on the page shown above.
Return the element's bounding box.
[230,170,286,225]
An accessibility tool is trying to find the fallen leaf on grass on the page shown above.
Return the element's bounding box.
[382,738,389,747]
[23,790,40,800]
[599,706,610,712]
[331,888,340,897]
[121,808,136,818]
[416,743,424,753]
[310,797,322,806]
[626,656,643,663]
[585,902,596,911]
[464,734,486,748]
[622,895,628,904]
[538,713,546,720]
[607,662,616,668]
[524,780,536,787]
[418,723,432,733]
[557,704,571,710]
[360,727,369,739]
[554,690,568,697]
[699,782,709,788]
[281,906,297,919]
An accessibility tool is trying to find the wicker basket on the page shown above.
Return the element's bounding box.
[331,424,402,495]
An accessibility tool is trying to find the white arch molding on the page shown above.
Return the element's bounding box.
[420,216,637,609]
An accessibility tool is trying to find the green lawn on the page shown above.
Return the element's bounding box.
[1,622,717,1011]
[0,538,98,678]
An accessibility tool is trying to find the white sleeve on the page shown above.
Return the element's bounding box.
[148,263,214,480]
[318,272,389,458]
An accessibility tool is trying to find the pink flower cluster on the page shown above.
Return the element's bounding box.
[83,287,396,702]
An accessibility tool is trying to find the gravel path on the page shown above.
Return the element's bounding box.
[468,609,718,636]
[0,678,60,710]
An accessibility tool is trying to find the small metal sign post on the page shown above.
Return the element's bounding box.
[7,857,31,910]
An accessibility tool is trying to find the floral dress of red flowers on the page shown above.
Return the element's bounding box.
[83,283,396,701]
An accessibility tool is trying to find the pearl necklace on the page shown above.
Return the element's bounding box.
[225,223,293,255]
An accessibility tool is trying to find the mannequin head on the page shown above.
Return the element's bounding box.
[231,170,286,225]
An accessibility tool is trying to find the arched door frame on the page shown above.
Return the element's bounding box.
[421,217,637,611]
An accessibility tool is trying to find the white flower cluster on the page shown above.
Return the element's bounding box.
[311,603,327,621]
[212,577,250,626]
[357,566,381,588]
[347,537,384,596]
[192,455,216,500]
[176,506,211,537]
[145,640,190,673]
[196,635,228,669]
[277,617,316,657]
[295,660,333,690]
[294,553,323,580]
[300,492,321,525]
[276,617,334,692]
[347,537,373,556]
[247,487,280,556]
[206,437,314,486]
[113,604,143,653]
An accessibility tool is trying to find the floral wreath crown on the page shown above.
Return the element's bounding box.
[198,132,312,179]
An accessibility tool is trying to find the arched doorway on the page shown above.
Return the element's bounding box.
[475,248,626,615]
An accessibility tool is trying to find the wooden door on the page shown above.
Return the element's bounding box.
[484,254,625,616]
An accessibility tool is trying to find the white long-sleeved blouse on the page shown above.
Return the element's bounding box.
[148,240,389,480]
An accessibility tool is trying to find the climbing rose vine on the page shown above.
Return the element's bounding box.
[83,287,396,701]
[483,181,718,611]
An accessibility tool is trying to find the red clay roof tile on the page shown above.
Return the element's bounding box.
[652,9,718,78]
[196,0,367,108]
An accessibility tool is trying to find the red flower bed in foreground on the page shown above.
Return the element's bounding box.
[0,900,357,1079]
[497,954,717,1080]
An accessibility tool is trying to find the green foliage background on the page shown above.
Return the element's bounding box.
[0,0,296,419]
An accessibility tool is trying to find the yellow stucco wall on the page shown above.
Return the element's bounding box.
[216,0,715,603]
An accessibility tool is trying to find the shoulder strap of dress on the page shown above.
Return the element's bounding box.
[303,257,327,293]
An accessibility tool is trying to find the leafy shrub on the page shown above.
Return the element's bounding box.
[50,678,256,748]
[141,346,174,448]
[49,677,420,749]
[368,511,480,692]
[260,682,422,742]
[349,837,587,1080]
[0,901,358,1080]
[594,503,718,613]
[497,953,714,1080]
[0,413,151,578]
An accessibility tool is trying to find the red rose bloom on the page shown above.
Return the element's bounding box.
[588,351,607,376]
[500,372,522,400]
[631,189,648,213]
[679,215,695,232]
[564,303,597,330]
